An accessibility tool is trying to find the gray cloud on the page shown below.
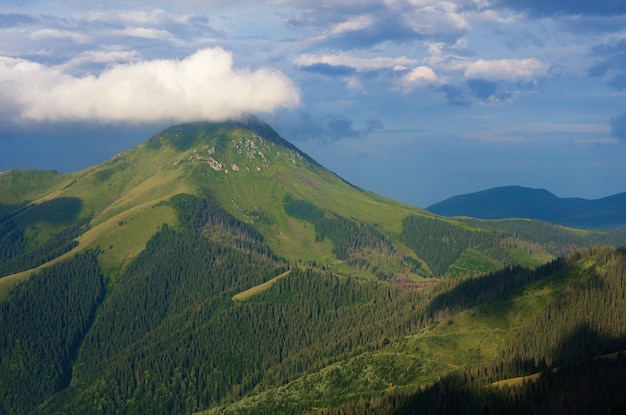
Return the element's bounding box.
[610,112,626,142]
[279,112,383,142]
[0,13,39,27]
[299,62,356,76]
[493,0,626,17]
[467,79,506,101]
[316,14,423,49]
[589,38,626,90]
[438,84,471,107]
[284,1,469,50]
[439,79,514,106]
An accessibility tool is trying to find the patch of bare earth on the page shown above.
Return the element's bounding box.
[391,276,438,290]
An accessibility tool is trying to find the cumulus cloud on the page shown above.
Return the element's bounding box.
[0,47,300,123]
[402,66,439,88]
[464,58,549,81]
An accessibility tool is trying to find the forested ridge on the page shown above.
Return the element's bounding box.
[401,214,626,276]
[33,193,430,414]
[309,247,626,415]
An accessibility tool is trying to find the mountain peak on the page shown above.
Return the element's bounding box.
[148,117,319,168]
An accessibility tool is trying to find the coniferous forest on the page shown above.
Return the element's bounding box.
[2,193,624,414]
[1,121,625,415]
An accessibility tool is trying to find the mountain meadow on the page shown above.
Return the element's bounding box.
[1,118,625,414]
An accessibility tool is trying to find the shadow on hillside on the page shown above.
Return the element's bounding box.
[0,202,28,221]
[393,325,626,415]
[426,259,565,318]
[12,197,83,227]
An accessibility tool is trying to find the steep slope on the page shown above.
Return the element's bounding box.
[0,118,427,292]
[428,185,626,230]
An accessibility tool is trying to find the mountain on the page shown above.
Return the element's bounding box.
[427,185,626,230]
[1,118,625,415]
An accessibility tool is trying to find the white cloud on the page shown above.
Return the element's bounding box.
[402,0,470,34]
[425,41,471,72]
[30,29,92,44]
[115,27,176,40]
[402,66,439,88]
[328,15,373,36]
[345,76,364,91]
[464,58,549,81]
[295,53,418,71]
[0,47,300,123]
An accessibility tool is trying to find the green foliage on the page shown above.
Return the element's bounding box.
[494,247,626,375]
[401,215,512,276]
[462,217,626,255]
[401,214,624,277]
[308,247,626,415]
[12,197,83,228]
[207,247,626,415]
[0,251,105,415]
[315,353,626,415]
[284,195,417,279]
[0,217,90,277]
[445,249,501,278]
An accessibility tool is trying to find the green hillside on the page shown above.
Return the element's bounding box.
[1,118,625,414]
[203,247,626,415]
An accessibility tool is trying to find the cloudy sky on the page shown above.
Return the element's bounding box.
[1,0,626,206]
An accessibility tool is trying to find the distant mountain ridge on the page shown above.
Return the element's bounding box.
[427,185,626,230]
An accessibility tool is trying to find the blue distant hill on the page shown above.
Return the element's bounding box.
[427,186,626,230]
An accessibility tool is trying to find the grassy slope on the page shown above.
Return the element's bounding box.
[157,125,423,269]
[0,141,191,296]
[0,169,69,210]
[232,270,292,301]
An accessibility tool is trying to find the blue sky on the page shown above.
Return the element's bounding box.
[1,0,625,206]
